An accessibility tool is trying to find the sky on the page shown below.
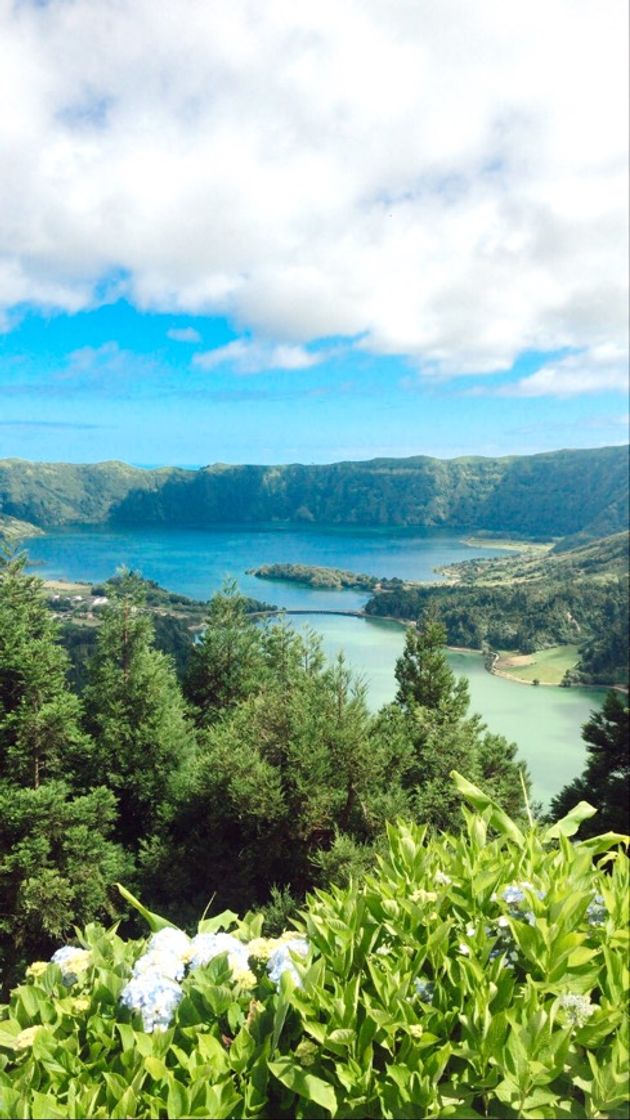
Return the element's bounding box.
[0,0,628,466]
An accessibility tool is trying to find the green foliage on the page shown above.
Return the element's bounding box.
[250,563,379,590]
[0,785,628,1118]
[0,554,130,988]
[550,691,630,838]
[184,582,267,724]
[142,625,409,920]
[0,552,90,788]
[82,573,196,846]
[0,782,133,988]
[392,616,528,831]
[1,445,627,538]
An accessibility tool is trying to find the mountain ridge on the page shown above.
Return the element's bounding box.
[0,445,627,541]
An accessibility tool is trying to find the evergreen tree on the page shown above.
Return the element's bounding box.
[394,613,527,824]
[550,690,629,836]
[0,552,131,989]
[0,781,133,989]
[395,617,469,721]
[184,581,266,724]
[83,571,195,846]
[140,626,406,920]
[0,551,90,787]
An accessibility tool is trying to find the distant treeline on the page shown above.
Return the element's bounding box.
[1,444,628,539]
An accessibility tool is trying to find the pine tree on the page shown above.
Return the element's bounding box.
[550,690,629,836]
[0,550,90,788]
[394,613,527,824]
[184,581,266,724]
[83,571,195,846]
[0,551,131,988]
[395,617,469,721]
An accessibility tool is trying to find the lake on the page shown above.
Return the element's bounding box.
[24,524,604,804]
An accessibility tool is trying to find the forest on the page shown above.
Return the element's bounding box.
[0,444,628,539]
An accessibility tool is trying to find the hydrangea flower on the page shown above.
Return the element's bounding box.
[188,931,250,973]
[558,992,596,1029]
[267,937,309,987]
[414,978,435,1003]
[132,948,186,982]
[25,961,48,979]
[247,937,276,961]
[146,927,191,961]
[586,894,607,926]
[502,885,525,905]
[50,946,92,986]
[120,974,183,1033]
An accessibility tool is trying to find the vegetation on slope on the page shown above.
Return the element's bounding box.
[1,445,627,538]
[365,532,629,685]
[0,785,628,1119]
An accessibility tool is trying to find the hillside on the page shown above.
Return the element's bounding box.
[365,532,629,684]
[0,445,627,539]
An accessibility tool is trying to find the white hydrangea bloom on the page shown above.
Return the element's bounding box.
[188,931,250,974]
[132,948,186,982]
[147,927,191,961]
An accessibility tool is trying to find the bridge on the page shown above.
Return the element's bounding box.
[249,608,367,619]
[249,607,407,625]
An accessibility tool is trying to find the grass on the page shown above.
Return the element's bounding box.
[497,645,581,685]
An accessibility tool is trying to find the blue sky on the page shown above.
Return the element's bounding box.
[0,1,627,466]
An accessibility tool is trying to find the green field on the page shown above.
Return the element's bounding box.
[498,644,581,685]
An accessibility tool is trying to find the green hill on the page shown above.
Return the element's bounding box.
[0,445,627,539]
[365,531,629,684]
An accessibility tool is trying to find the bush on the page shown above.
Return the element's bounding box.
[0,774,628,1119]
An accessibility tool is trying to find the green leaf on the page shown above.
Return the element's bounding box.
[144,1055,168,1080]
[31,1091,68,1120]
[450,772,524,846]
[543,801,597,840]
[269,1056,338,1114]
[197,910,239,934]
[116,883,175,932]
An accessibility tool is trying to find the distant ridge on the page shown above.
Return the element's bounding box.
[0,445,627,542]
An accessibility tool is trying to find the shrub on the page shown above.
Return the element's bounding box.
[0,773,628,1119]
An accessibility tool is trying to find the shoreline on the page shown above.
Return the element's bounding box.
[38,581,626,695]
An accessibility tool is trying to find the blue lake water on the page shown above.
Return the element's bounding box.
[24,524,603,803]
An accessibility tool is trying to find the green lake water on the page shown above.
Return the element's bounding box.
[24,524,605,805]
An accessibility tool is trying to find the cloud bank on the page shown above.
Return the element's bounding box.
[0,0,627,388]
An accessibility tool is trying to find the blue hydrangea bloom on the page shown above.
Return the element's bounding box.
[414,979,435,1002]
[120,974,183,1033]
[267,938,309,987]
[188,932,249,972]
[586,894,607,926]
[502,885,525,905]
[132,948,185,982]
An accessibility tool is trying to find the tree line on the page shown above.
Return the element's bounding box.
[0,550,627,991]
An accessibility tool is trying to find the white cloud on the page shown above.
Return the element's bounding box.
[193,339,320,374]
[0,0,627,387]
[501,343,629,397]
[167,327,201,343]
